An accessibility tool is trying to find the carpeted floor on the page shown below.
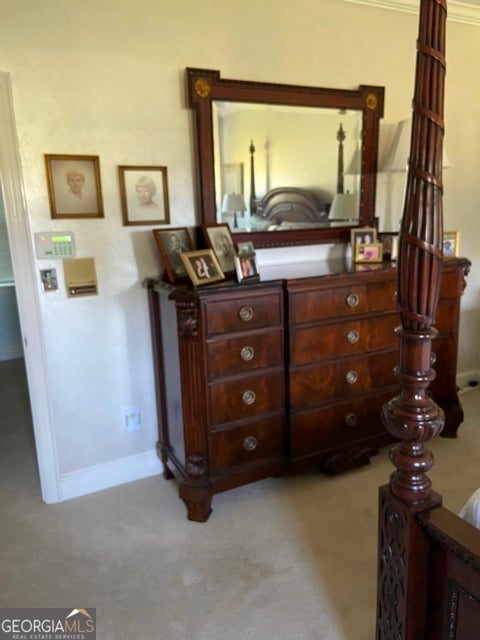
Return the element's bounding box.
[1,357,479,639]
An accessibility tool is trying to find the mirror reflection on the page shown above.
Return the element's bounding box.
[186,68,384,248]
[213,101,362,233]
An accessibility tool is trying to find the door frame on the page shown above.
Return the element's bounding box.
[0,71,60,502]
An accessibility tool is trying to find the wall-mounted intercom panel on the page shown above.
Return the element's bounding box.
[63,257,98,297]
[35,231,76,259]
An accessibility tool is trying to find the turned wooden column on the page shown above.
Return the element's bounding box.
[377,1,448,638]
[336,123,345,195]
[382,0,447,505]
[249,139,257,215]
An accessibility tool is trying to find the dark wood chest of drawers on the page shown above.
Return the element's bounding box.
[146,258,469,521]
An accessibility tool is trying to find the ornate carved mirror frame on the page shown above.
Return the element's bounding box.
[186,67,384,248]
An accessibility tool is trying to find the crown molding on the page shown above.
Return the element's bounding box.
[342,0,480,26]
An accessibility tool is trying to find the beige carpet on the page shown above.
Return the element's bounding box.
[1,357,479,640]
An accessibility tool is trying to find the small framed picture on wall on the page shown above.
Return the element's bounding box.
[119,165,170,226]
[45,154,104,219]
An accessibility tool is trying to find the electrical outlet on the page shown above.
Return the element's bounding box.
[124,406,141,432]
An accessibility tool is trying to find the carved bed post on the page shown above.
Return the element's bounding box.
[249,139,257,215]
[336,123,345,195]
[377,0,447,637]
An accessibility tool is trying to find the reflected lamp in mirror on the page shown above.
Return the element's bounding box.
[222,193,247,228]
[380,118,450,232]
[329,192,359,227]
[383,118,451,172]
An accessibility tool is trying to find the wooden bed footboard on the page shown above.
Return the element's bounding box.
[377,486,480,639]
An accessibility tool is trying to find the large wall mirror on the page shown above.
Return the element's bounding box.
[186,68,384,248]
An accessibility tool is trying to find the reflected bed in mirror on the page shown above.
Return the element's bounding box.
[186,68,384,248]
[214,103,361,232]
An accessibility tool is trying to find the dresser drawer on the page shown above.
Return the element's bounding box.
[207,329,283,378]
[209,369,284,425]
[289,279,397,324]
[204,291,282,336]
[290,313,399,365]
[290,390,396,457]
[209,415,285,473]
[290,350,398,410]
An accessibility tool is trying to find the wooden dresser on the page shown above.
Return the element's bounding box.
[146,257,469,521]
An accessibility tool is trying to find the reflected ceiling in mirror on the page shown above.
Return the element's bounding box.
[213,101,363,233]
[186,68,384,248]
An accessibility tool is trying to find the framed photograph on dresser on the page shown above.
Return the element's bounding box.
[351,226,377,248]
[152,226,193,283]
[354,242,383,263]
[234,253,260,283]
[443,230,459,258]
[180,249,225,286]
[202,223,236,273]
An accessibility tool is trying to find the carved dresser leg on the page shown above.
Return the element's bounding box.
[179,454,213,522]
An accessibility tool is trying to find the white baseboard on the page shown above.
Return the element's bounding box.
[457,369,480,392]
[53,369,480,503]
[59,449,163,502]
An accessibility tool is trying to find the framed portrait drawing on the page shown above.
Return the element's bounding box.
[443,230,459,258]
[354,242,383,263]
[202,223,236,273]
[119,165,170,226]
[152,226,193,283]
[180,249,225,286]
[45,154,104,219]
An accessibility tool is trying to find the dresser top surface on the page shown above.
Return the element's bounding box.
[147,257,469,297]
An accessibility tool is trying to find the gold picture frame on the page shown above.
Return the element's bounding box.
[354,242,383,263]
[351,226,377,248]
[443,230,459,258]
[180,249,225,286]
[119,165,170,226]
[45,154,104,219]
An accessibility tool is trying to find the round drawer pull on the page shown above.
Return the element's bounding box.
[239,306,254,322]
[345,413,358,427]
[242,389,256,405]
[243,435,257,451]
[431,352,437,365]
[240,345,255,361]
[346,293,359,308]
[345,370,358,385]
[347,329,360,344]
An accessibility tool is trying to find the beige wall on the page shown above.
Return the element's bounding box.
[1,0,478,498]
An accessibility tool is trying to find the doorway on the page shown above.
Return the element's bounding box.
[0,71,60,502]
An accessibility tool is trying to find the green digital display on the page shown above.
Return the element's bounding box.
[52,235,72,243]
